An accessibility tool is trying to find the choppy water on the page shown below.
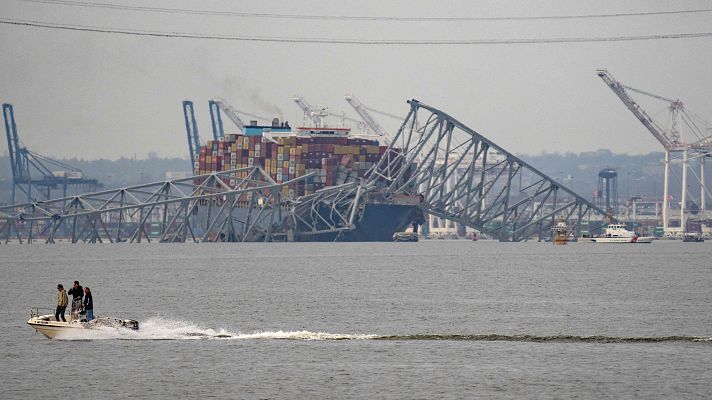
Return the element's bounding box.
[1,241,711,398]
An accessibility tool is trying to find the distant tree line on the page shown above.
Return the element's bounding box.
[0,155,189,204]
[0,150,705,205]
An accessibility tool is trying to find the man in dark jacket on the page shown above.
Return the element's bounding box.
[67,280,83,321]
[83,287,94,321]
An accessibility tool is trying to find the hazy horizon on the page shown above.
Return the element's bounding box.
[2,0,711,160]
[0,146,671,163]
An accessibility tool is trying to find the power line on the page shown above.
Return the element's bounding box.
[2,18,711,45]
[17,0,712,22]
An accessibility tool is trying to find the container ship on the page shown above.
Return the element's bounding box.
[193,119,422,241]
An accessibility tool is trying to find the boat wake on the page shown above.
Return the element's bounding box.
[52,317,712,343]
[376,334,712,343]
[53,317,376,341]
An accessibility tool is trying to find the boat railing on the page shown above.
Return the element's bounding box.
[30,307,56,318]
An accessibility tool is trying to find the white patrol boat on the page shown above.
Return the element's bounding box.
[27,308,139,339]
[591,223,655,243]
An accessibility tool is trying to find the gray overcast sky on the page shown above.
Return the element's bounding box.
[1,0,711,160]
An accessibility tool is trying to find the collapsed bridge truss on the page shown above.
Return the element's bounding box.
[1,100,609,244]
[0,167,364,244]
[367,100,609,241]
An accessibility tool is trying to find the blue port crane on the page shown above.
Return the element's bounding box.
[2,103,100,204]
[183,98,272,169]
[207,99,225,141]
[182,100,201,172]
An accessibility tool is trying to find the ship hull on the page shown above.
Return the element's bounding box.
[591,236,654,243]
[28,314,139,339]
[296,203,418,242]
[190,202,419,242]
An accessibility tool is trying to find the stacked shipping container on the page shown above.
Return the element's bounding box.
[195,133,393,198]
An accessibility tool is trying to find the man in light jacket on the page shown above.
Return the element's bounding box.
[56,284,68,322]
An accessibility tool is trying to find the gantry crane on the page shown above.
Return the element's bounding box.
[597,69,712,233]
[292,95,370,133]
[207,99,224,141]
[184,98,276,169]
[344,94,388,137]
[182,100,201,172]
[292,96,328,127]
[2,103,100,204]
[209,97,245,136]
[208,97,272,138]
[344,94,408,145]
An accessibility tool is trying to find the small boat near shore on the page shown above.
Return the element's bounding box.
[591,223,654,244]
[550,219,570,245]
[682,232,705,242]
[27,308,139,339]
[393,231,419,242]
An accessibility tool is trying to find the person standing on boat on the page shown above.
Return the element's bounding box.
[67,280,84,321]
[56,284,68,322]
[83,287,94,321]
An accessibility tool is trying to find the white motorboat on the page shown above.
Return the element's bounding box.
[27,308,139,339]
[591,223,655,243]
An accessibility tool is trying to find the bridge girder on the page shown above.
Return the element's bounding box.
[1,99,610,244]
[0,167,306,243]
[366,99,609,241]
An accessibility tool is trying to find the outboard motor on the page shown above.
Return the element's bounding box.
[93,317,140,331]
[121,319,139,331]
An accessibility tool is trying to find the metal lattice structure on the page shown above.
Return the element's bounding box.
[1,99,611,244]
[366,99,609,241]
[3,103,101,203]
[0,166,372,244]
[0,167,306,243]
[291,181,365,240]
[182,100,201,172]
[597,69,712,233]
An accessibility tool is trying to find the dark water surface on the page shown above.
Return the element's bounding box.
[1,241,711,398]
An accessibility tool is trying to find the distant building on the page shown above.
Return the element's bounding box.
[164,171,192,180]
[626,198,661,221]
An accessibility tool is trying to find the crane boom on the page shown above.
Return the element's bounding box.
[182,101,201,169]
[3,103,27,182]
[596,69,679,149]
[330,112,363,126]
[3,103,100,203]
[211,97,245,133]
[292,96,323,126]
[208,99,225,140]
[620,84,676,104]
[344,94,387,138]
[291,97,373,133]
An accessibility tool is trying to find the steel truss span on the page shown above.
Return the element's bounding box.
[0,165,367,244]
[0,168,293,243]
[367,99,609,241]
[1,99,609,244]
